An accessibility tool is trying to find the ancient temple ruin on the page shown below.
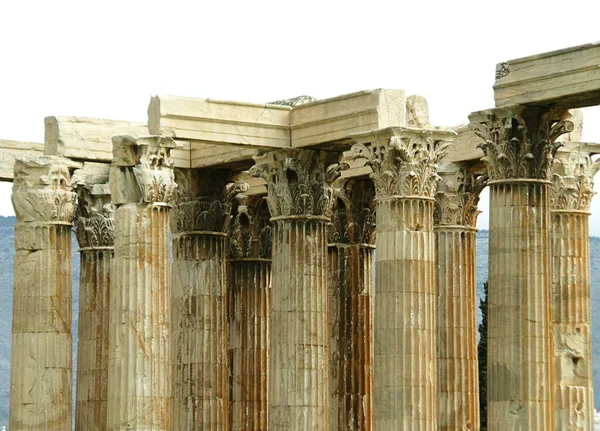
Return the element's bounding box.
[4,42,600,430]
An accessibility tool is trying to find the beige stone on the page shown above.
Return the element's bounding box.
[350,129,453,430]
[550,147,600,430]
[148,95,291,148]
[250,149,346,430]
[10,156,79,431]
[170,169,246,430]
[228,196,272,431]
[470,106,574,429]
[0,140,44,180]
[494,42,600,108]
[107,136,175,430]
[72,163,113,431]
[327,179,375,431]
[434,167,485,431]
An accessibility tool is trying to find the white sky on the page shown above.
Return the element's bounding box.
[1,0,600,233]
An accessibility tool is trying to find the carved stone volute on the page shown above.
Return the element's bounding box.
[550,149,600,212]
[229,196,272,259]
[328,179,376,245]
[349,129,452,199]
[109,135,177,205]
[12,156,80,224]
[469,106,574,181]
[249,149,347,219]
[171,169,248,234]
[434,166,487,227]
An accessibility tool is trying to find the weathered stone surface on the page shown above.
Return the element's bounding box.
[434,167,486,431]
[0,140,44,180]
[290,89,406,148]
[470,106,573,429]
[327,179,375,431]
[10,156,79,430]
[170,169,246,430]
[493,42,600,108]
[550,148,600,430]
[72,163,113,431]
[148,95,291,148]
[228,197,272,430]
[45,116,148,161]
[250,149,345,430]
[107,136,174,430]
[350,130,452,430]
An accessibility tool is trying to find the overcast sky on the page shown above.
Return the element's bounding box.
[1,1,600,234]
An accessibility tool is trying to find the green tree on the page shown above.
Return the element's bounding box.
[477,281,488,430]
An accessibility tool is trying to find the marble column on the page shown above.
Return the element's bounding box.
[250,149,346,430]
[350,129,453,430]
[73,163,114,431]
[228,196,272,430]
[107,135,176,430]
[470,106,574,429]
[550,148,599,430]
[9,156,79,430]
[327,179,375,431]
[434,168,485,430]
[170,169,246,430]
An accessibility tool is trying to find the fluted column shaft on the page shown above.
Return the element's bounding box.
[229,259,271,430]
[250,148,346,430]
[76,248,112,429]
[552,210,594,430]
[435,226,479,430]
[327,244,374,431]
[469,106,574,430]
[108,203,171,430]
[487,180,553,429]
[107,135,176,430]
[73,167,114,431]
[375,197,436,430]
[9,157,78,431]
[270,217,329,428]
[171,232,228,429]
[11,223,73,430]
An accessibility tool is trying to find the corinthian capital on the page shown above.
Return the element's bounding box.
[109,135,177,205]
[329,179,376,245]
[170,169,248,234]
[434,166,487,227]
[12,156,80,224]
[550,148,600,212]
[349,128,453,199]
[229,195,272,259]
[249,149,347,219]
[469,106,574,181]
[72,162,114,248]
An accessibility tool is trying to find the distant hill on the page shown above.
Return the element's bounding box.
[0,221,599,425]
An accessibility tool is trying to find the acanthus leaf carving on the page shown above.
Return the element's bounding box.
[469,108,574,181]
[550,150,600,212]
[229,196,272,259]
[434,167,488,227]
[329,179,376,245]
[349,132,450,199]
[110,135,177,205]
[171,168,248,234]
[74,185,114,248]
[12,157,79,224]
[249,149,348,218]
